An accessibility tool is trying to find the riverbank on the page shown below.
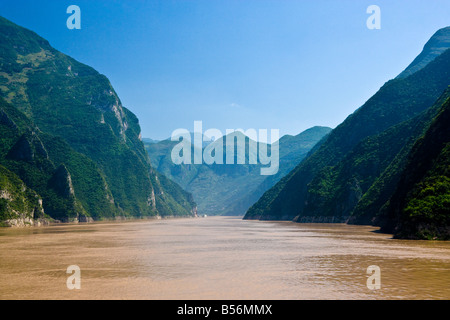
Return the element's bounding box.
[0,213,201,228]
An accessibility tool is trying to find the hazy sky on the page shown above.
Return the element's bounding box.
[1,0,449,139]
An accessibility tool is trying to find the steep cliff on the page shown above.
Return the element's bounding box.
[245,27,450,225]
[380,91,450,239]
[0,16,196,223]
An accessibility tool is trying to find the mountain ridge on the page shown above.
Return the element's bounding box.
[244,27,450,235]
[398,26,450,79]
[0,16,197,224]
[145,126,331,215]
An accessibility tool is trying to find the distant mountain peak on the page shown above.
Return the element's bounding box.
[397,26,450,79]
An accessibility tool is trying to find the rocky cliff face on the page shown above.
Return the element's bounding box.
[0,16,197,223]
[0,165,46,227]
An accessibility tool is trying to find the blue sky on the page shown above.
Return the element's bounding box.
[1,0,449,140]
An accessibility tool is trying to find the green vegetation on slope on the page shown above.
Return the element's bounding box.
[245,36,450,222]
[0,164,44,225]
[145,127,331,215]
[350,88,450,226]
[0,97,118,222]
[303,91,446,222]
[379,93,450,239]
[0,16,196,223]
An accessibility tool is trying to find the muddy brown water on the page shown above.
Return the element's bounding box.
[0,217,449,300]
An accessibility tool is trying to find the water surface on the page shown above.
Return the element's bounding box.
[0,217,449,299]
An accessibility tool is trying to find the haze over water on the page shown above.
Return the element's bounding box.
[0,217,449,300]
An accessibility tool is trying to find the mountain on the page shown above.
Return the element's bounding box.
[349,88,450,226]
[300,90,448,223]
[223,127,332,216]
[397,27,450,79]
[244,27,450,228]
[379,89,450,239]
[145,126,331,215]
[142,138,160,144]
[0,16,196,225]
[0,96,114,224]
[0,164,45,227]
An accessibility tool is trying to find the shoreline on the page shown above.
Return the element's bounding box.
[0,213,203,229]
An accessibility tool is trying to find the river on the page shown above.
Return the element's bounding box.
[0,216,449,300]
